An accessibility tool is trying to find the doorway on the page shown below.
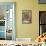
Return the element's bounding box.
[39,11,46,35]
[0,2,16,40]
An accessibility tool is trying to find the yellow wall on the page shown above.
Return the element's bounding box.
[0,0,46,40]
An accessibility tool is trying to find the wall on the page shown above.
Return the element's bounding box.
[0,0,46,40]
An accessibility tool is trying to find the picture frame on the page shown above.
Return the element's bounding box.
[22,10,32,24]
[39,0,46,4]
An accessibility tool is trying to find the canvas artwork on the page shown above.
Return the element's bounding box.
[22,10,32,24]
[39,0,46,4]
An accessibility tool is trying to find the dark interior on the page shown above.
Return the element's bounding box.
[39,11,46,34]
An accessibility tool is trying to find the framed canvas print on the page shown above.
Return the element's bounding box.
[0,2,16,40]
[39,0,46,4]
[22,10,32,24]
